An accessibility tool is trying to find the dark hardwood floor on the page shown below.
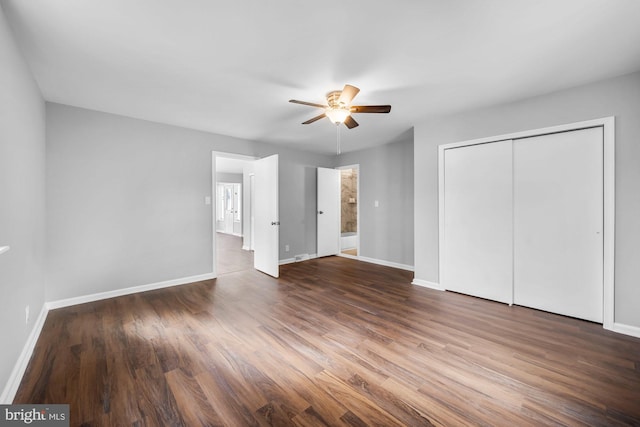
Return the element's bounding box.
[14,256,640,426]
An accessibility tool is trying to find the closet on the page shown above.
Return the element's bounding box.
[440,123,609,323]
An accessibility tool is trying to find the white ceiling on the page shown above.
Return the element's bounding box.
[3,0,640,155]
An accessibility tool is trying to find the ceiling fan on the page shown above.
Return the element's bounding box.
[289,84,391,129]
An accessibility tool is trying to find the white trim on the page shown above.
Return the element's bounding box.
[354,255,414,272]
[0,246,10,255]
[46,272,216,310]
[438,117,615,331]
[438,143,446,293]
[0,303,48,404]
[411,279,445,291]
[211,151,218,278]
[611,322,640,339]
[242,245,250,251]
[602,117,616,331]
[438,117,613,151]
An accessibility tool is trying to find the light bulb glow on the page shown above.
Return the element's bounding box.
[325,107,350,124]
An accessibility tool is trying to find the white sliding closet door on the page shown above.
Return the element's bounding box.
[513,127,603,322]
[443,140,513,304]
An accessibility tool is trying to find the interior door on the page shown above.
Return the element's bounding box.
[317,167,340,257]
[253,155,279,277]
[442,140,513,304]
[513,127,603,322]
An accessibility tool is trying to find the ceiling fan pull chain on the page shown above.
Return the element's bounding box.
[336,124,341,155]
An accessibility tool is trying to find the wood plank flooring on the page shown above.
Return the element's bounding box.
[14,256,640,426]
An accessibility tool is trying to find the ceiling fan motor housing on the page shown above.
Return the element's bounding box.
[326,90,343,108]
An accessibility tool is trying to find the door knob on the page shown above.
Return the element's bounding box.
[318,211,324,214]
[271,221,280,226]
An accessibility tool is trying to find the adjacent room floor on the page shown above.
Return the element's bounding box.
[216,232,253,275]
[14,257,640,426]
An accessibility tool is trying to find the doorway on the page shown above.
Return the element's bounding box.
[214,155,255,275]
[212,152,280,278]
[339,165,359,257]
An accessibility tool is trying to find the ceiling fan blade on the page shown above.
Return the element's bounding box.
[338,84,360,105]
[344,116,359,129]
[289,99,327,108]
[302,113,326,124]
[350,105,392,114]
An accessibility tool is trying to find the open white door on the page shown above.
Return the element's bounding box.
[317,167,340,257]
[254,155,279,277]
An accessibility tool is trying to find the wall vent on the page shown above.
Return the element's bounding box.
[295,253,310,262]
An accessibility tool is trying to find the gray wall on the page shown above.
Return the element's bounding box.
[414,70,640,328]
[46,103,332,301]
[0,5,46,401]
[335,129,414,267]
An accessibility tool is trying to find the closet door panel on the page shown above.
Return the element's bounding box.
[513,127,603,322]
[443,140,513,304]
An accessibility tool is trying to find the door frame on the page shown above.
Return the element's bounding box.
[438,117,615,330]
[336,164,360,259]
[211,151,259,278]
[248,173,255,251]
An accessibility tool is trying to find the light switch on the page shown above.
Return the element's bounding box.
[374,200,379,208]
[205,196,211,205]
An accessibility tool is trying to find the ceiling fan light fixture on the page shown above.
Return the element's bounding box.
[325,107,350,124]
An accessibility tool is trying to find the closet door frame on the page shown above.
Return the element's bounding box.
[438,117,615,331]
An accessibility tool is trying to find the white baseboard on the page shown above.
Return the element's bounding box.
[47,272,217,310]
[354,255,414,272]
[611,322,640,339]
[1,303,49,404]
[411,278,445,291]
[279,254,318,265]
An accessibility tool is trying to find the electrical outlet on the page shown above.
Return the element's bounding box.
[285,244,290,252]
[25,305,30,325]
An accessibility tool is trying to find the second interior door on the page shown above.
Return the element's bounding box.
[317,167,340,257]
